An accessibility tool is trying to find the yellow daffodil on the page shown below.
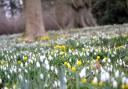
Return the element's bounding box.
[77,60,82,66]
[64,62,71,69]
[81,78,87,84]
[71,67,76,72]
[54,45,66,51]
[67,63,71,69]
[125,84,128,89]
[97,56,100,60]
[99,80,103,86]
[38,36,50,41]
[121,84,125,89]
[96,56,100,61]
[64,62,68,66]
[17,60,22,64]
[91,80,97,86]
[91,77,98,86]
[23,56,28,62]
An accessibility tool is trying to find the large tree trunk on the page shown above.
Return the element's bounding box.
[24,0,47,42]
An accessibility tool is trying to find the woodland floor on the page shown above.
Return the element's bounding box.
[0,24,128,89]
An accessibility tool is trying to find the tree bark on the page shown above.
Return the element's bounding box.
[24,0,47,42]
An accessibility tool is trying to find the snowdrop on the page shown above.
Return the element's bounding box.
[40,55,46,62]
[79,67,86,78]
[40,73,44,80]
[112,80,118,88]
[115,70,119,78]
[36,62,40,68]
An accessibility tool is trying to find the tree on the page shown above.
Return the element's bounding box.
[24,0,47,42]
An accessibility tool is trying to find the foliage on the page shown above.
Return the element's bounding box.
[92,0,128,25]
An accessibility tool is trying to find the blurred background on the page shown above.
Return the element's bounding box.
[0,0,128,34]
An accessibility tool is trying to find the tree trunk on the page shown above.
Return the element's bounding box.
[24,0,47,42]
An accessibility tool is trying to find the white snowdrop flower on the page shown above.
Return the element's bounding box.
[54,53,57,57]
[79,67,86,78]
[108,65,113,72]
[4,87,8,89]
[0,79,2,84]
[7,75,10,79]
[53,81,58,87]
[119,59,123,65]
[90,48,94,52]
[36,62,40,68]
[111,78,115,82]
[63,76,67,83]
[20,63,23,67]
[122,77,126,83]
[48,74,50,78]
[102,58,106,63]
[79,52,83,57]
[24,69,28,73]
[107,58,111,63]
[126,78,128,84]
[44,84,48,87]
[75,50,78,55]
[19,74,23,80]
[68,49,72,54]
[123,61,125,66]
[57,80,60,86]
[44,60,49,70]
[18,68,22,72]
[93,77,98,83]
[121,72,125,77]
[25,62,28,67]
[25,79,28,83]
[105,72,110,80]
[44,59,49,65]
[101,73,106,82]
[48,55,53,61]
[113,51,116,55]
[55,68,58,74]
[69,58,72,62]
[86,67,89,70]
[40,55,45,62]
[94,52,97,55]
[40,73,44,80]
[51,66,54,71]
[112,80,118,88]
[96,70,99,74]
[13,68,17,73]
[29,59,33,64]
[86,52,89,56]
[33,58,36,61]
[115,70,119,78]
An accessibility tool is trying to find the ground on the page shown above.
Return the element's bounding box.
[0,24,128,89]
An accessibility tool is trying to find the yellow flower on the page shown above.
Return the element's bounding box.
[96,56,100,60]
[91,78,97,86]
[64,62,68,66]
[81,78,87,84]
[99,80,103,86]
[64,62,71,69]
[125,84,128,89]
[23,56,28,62]
[54,45,66,51]
[17,61,22,64]
[71,67,76,72]
[39,36,50,41]
[91,80,97,86]
[77,60,82,66]
[121,84,125,89]
[13,84,16,89]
